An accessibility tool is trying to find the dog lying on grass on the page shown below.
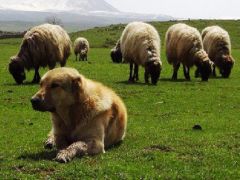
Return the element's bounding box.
[31,67,127,163]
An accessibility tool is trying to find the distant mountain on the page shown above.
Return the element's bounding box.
[0,0,174,32]
[0,0,118,12]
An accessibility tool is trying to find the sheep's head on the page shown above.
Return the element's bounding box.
[219,55,234,78]
[195,59,213,81]
[80,49,87,60]
[9,57,26,84]
[110,48,122,63]
[146,60,161,85]
[201,60,213,81]
[194,50,213,81]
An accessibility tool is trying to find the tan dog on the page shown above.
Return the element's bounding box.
[31,67,127,163]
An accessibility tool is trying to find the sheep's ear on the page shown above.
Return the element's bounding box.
[222,55,227,59]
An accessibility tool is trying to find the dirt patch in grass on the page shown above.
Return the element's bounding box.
[144,145,173,153]
[12,165,56,176]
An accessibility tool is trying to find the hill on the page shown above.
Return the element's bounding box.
[70,19,240,49]
[3,20,240,49]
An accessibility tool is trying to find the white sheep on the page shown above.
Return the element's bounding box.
[9,23,71,84]
[119,22,162,85]
[165,23,212,81]
[74,37,89,61]
[202,26,234,78]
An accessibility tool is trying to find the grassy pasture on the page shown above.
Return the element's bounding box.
[0,20,240,179]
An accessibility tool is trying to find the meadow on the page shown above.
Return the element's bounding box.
[0,20,240,179]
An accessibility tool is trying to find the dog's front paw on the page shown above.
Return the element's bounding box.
[44,139,55,150]
[55,150,72,163]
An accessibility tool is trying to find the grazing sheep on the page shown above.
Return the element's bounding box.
[110,40,122,63]
[74,37,89,61]
[9,23,71,84]
[120,22,162,85]
[165,23,212,81]
[202,26,234,78]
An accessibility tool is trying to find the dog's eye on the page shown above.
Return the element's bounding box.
[51,83,60,89]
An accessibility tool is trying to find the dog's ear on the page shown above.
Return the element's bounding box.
[72,76,82,92]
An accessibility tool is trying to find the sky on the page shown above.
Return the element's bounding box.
[106,0,240,19]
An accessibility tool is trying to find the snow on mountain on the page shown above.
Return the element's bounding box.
[0,0,174,32]
[0,0,118,12]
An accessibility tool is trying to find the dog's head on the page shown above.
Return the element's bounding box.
[31,67,83,112]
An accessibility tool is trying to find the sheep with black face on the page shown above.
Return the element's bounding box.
[9,23,71,84]
[165,23,213,81]
[202,26,234,78]
[110,40,122,63]
[119,22,162,85]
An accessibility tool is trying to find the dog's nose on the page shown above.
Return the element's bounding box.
[31,97,42,106]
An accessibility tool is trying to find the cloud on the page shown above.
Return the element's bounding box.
[106,0,240,19]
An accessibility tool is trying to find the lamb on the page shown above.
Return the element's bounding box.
[165,23,213,81]
[9,23,71,84]
[119,22,162,85]
[74,37,89,61]
[110,40,122,63]
[202,26,234,78]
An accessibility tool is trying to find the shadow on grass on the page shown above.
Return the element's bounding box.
[17,142,123,162]
[115,80,150,86]
[160,78,191,82]
[18,150,57,161]
[106,141,123,151]
[210,76,228,80]
[4,82,38,87]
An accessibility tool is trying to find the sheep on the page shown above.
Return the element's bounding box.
[120,22,162,85]
[74,37,89,61]
[165,23,213,81]
[9,23,71,84]
[110,40,122,63]
[202,26,234,78]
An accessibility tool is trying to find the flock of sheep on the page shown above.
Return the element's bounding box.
[8,22,234,85]
[112,22,234,84]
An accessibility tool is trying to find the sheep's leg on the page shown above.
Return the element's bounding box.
[60,60,66,67]
[128,63,134,82]
[75,54,78,61]
[32,71,37,83]
[32,67,40,84]
[144,67,150,84]
[36,69,41,83]
[213,64,216,77]
[195,67,200,78]
[183,65,190,81]
[133,63,139,81]
[172,63,180,80]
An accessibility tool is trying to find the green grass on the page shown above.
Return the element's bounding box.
[1,20,240,179]
[71,20,240,49]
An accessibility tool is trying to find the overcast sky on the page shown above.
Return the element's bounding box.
[106,0,240,19]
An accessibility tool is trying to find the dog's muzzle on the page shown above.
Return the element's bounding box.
[31,97,44,111]
[31,97,56,112]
